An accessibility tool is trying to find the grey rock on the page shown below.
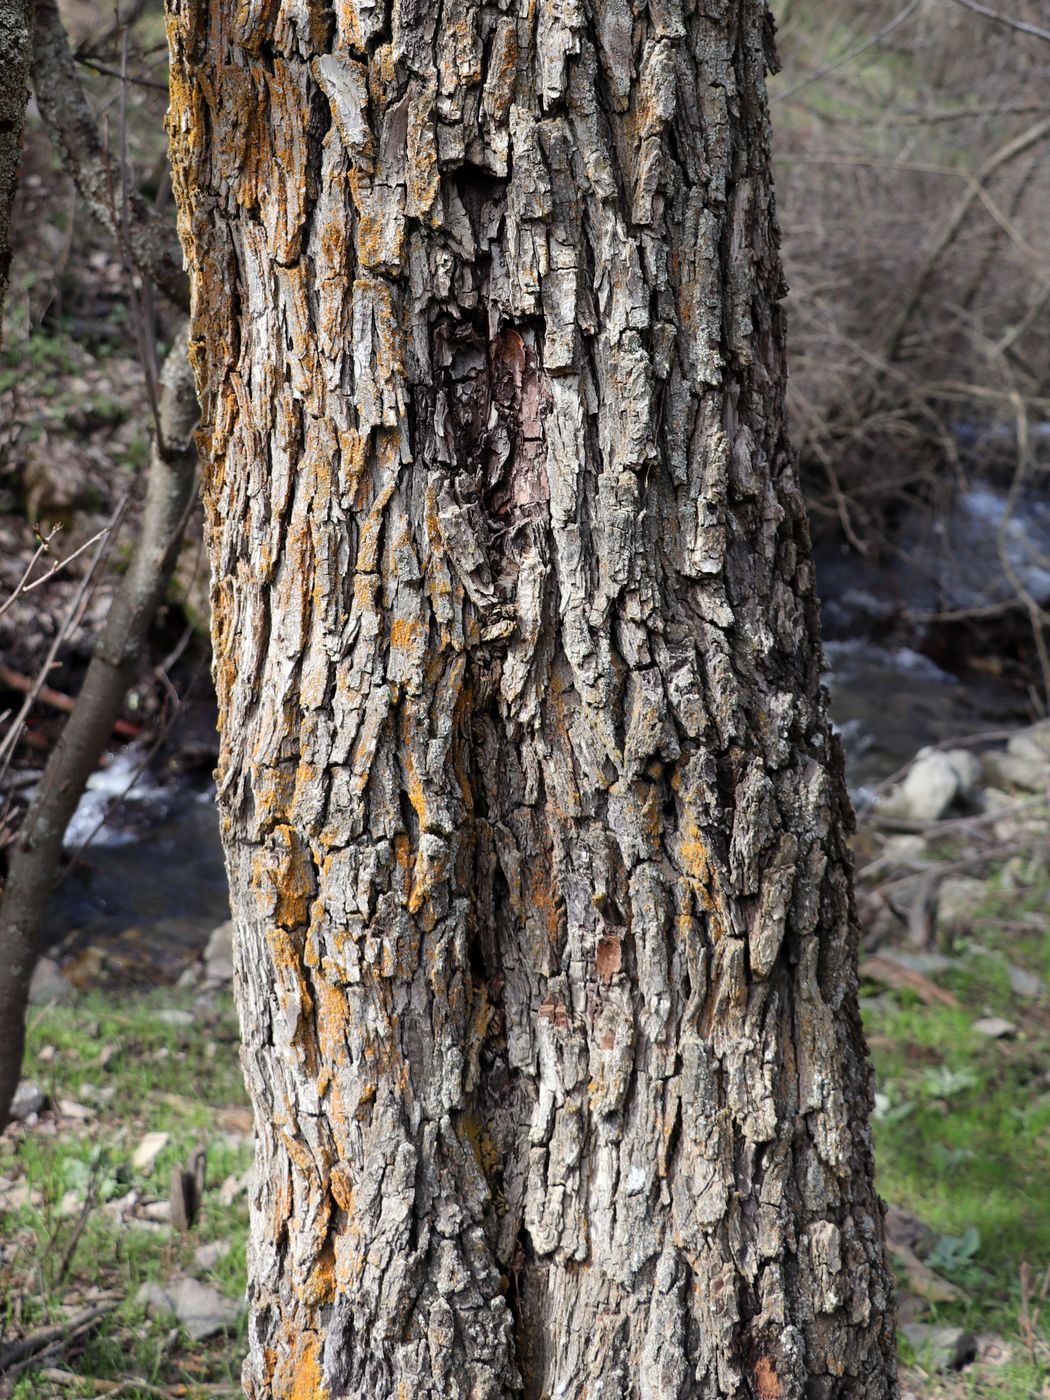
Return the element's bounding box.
[155,1009,194,1027]
[887,950,953,976]
[136,1281,175,1321]
[981,749,1049,794]
[973,1017,1017,1039]
[1006,720,1050,764]
[902,1323,976,1372]
[169,1277,241,1340]
[203,919,234,983]
[943,747,982,793]
[880,749,978,823]
[28,957,75,1007]
[935,876,986,937]
[135,1277,241,1341]
[1007,962,1045,999]
[8,1081,45,1122]
[193,1239,232,1271]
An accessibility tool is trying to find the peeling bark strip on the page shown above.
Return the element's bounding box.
[166,2,897,1396]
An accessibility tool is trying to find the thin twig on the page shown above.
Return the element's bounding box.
[0,498,127,784]
[775,2,921,103]
[949,0,1050,43]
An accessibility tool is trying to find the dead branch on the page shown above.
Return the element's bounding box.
[0,663,143,739]
[0,1302,115,1375]
[0,499,125,782]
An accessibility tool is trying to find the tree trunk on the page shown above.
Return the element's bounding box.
[166,2,897,1396]
[0,330,198,1130]
[0,0,33,339]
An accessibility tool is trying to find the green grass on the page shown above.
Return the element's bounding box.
[1,990,251,1398]
[862,865,1050,1395]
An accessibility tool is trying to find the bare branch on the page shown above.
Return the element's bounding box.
[950,0,1050,43]
[30,0,189,311]
[774,1,921,102]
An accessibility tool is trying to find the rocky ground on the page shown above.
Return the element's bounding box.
[3,730,1049,1397]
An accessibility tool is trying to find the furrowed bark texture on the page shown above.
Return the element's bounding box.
[166,2,897,1396]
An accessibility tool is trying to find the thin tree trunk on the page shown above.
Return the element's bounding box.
[167,3,897,1396]
[0,331,197,1129]
[0,0,33,340]
[32,0,190,313]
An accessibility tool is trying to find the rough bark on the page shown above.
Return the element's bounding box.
[0,0,33,340]
[0,331,198,1130]
[166,2,898,1397]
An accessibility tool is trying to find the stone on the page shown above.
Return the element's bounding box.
[973,1017,1017,1039]
[8,1081,45,1122]
[976,1334,1011,1367]
[881,835,930,871]
[136,1281,175,1321]
[896,1293,930,1325]
[885,1204,936,1256]
[218,1172,249,1207]
[169,1277,241,1341]
[887,1240,964,1305]
[981,749,1049,794]
[104,1190,140,1219]
[935,876,986,938]
[194,1239,232,1271]
[155,1009,194,1027]
[203,919,234,983]
[1006,720,1050,764]
[132,1133,170,1172]
[943,748,982,793]
[58,1099,93,1120]
[1006,962,1045,999]
[887,950,953,976]
[879,749,979,823]
[28,957,75,1007]
[901,1323,976,1372]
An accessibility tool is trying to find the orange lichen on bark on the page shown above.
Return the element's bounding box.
[273,1330,329,1400]
[755,1356,783,1399]
[263,825,316,929]
[314,975,351,1069]
[299,1235,337,1306]
[389,618,422,650]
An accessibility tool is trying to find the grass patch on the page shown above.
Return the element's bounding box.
[1,989,251,1397]
[862,864,1050,1394]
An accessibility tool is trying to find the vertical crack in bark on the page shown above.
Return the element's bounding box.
[167,0,897,1395]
